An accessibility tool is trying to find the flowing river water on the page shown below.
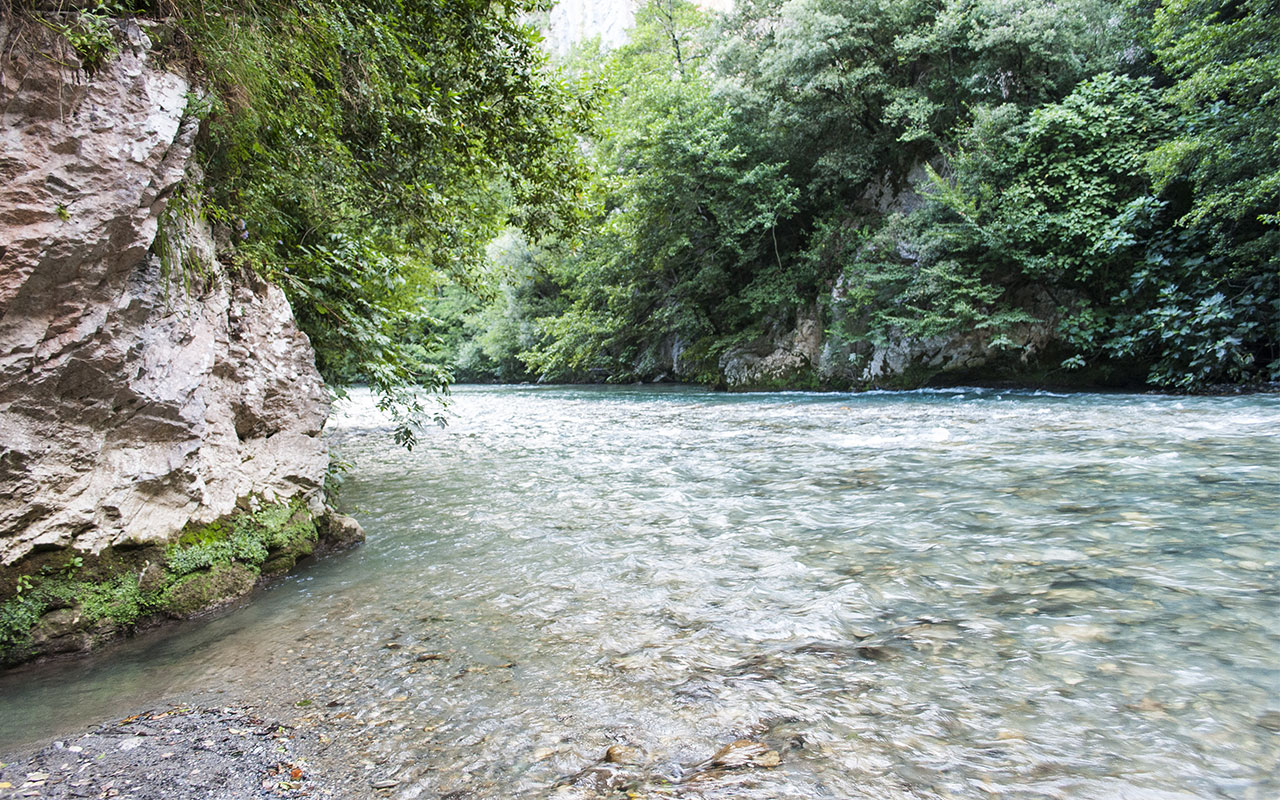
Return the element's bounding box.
[2,386,1278,799]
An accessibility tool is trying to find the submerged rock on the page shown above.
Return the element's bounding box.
[553,744,649,796]
[1256,711,1280,732]
[705,739,782,770]
[603,744,645,765]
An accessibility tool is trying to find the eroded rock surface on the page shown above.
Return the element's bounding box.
[719,308,824,390]
[0,21,335,603]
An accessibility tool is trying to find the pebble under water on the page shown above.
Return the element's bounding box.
[2,386,1278,799]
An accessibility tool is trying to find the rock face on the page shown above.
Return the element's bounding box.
[0,23,336,585]
[714,295,1059,391]
[719,307,824,390]
[816,281,1062,389]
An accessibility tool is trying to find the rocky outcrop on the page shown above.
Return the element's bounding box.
[0,20,356,660]
[716,293,1059,391]
[818,280,1062,388]
[719,308,824,390]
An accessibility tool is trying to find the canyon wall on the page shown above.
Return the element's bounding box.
[0,18,356,661]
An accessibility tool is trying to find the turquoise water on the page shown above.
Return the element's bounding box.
[2,386,1278,799]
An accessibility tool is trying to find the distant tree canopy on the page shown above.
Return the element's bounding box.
[32,0,1274,403]
[443,0,1277,391]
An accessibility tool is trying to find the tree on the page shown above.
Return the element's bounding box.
[1149,0,1280,267]
[519,0,800,381]
[175,0,590,443]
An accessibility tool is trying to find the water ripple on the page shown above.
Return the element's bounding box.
[2,386,1278,799]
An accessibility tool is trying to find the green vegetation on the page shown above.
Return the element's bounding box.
[0,500,321,664]
[163,0,592,443]
[429,0,1277,391]
[15,0,592,444]
[34,2,119,73]
[18,0,1277,412]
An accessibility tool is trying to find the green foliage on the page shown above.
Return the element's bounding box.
[152,0,591,442]
[868,67,1278,388]
[13,0,591,440]
[36,3,119,73]
[166,500,315,577]
[1,500,322,663]
[153,182,218,300]
[0,570,155,664]
[323,452,354,505]
[870,72,1169,327]
[428,0,1277,391]
[20,0,1276,396]
[72,574,149,626]
[1141,0,1280,385]
[0,592,44,658]
[11,0,1249,392]
[1149,0,1280,241]
[509,0,807,381]
[1091,200,1279,387]
[448,232,571,381]
[714,0,1128,204]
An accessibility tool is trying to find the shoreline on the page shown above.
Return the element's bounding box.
[0,701,377,800]
[436,379,1280,397]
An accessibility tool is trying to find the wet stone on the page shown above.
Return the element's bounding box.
[1255,711,1280,732]
[705,739,782,770]
[603,744,644,765]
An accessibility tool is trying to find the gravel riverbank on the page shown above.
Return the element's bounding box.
[0,704,382,800]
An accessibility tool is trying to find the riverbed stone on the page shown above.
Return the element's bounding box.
[0,706,329,799]
[706,739,782,769]
[1255,711,1280,732]
[603,744,644,765]
[1051,623,1113,644]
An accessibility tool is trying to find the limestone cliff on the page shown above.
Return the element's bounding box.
[0,19,356,661]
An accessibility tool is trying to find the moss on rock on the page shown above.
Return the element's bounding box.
[0,498,354,665]
[161,562,258,617]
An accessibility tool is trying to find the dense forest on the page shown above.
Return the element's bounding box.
[23,0,1277,431]
[420,0,1278,396]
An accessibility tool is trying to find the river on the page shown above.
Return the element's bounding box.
[2,386,1278,799]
